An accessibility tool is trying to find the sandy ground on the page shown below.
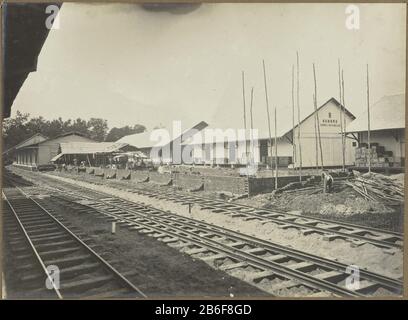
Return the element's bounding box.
[40,173,403,280]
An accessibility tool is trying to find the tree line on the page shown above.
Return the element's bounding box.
[2,111,146,151]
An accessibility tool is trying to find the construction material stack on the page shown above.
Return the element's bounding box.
[354,143,396,168]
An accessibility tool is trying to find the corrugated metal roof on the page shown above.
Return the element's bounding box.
[345,94,405,133]
[59,142,129,154]
[14,133,48,150]
[117,121,208,149]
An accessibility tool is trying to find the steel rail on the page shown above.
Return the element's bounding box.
[14,186,147,298]
[45,177,402,250]
[2,192,63,299]
[84,197,402,294]
[11,169,403,239]
[60,196,363,297]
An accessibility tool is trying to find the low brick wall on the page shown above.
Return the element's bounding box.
[149,172,172,185]
[117,169,131,180]
[248,175,321,195]
[173,173,204,190]
[203,175,248,195]
[130,170,149,182]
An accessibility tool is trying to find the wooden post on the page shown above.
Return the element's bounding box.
[291,65,296,171]
[262,60,274,180]
[341,70,347,170]
[313,93,319,172]
[274,106,278,189]
[296,52,302,182]
[250,87,255,163]
[313,63,324,169]
[338,60,345,171]
[242,71,248,164]
[366,64,371,174]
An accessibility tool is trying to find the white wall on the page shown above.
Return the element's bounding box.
[292,99,355,167]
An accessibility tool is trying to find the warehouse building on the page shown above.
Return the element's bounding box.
[51,141,138,167]
[346,94,405,169]
[13,132,95,169]
[183,98,356,168]
[117,121,208,164]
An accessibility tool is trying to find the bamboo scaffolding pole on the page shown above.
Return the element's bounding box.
[338,60,345,171]
[274,105,278,190]
[313,93,319,172]
[262,60,274,181]
[241,71,248,162]
[291,64,296,170]
[366,64,371,174]
[250,87,255,162]
[296,52,302,182]
[313,63,324,169]
[341,70,347,170]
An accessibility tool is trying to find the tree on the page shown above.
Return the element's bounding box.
[2,111,31,150]
[2,112,146,149]
[87,118,108,142]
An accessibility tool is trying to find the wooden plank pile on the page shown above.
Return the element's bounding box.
[345,173,404,205]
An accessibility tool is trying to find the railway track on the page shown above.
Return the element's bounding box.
[14,169,403,251]
[2,186,146,299]
[18,182,403,297]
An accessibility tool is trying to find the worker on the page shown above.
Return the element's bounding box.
[321,171,334,193]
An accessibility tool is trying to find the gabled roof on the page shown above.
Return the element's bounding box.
[183,97,355,145]
[345,94,405,133]
[59,142,130,154]
[50,131,90,139]
[14,133,48,150]
[281,97,355,137]
[117,121,208,149]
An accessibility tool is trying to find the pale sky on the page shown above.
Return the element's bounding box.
[11,3,406,133]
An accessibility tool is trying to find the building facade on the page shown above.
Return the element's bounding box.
[184,98,355,168]
[14,132,96,168]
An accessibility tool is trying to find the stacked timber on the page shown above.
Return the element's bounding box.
[346,172,404,206]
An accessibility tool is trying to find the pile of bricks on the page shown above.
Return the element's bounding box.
[354,143,397,168]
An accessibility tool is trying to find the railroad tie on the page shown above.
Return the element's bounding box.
[200,253,227,262]
[219,261,248,271]
[249,270,275,282]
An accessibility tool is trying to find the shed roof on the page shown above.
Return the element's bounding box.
[59,142,130,154]
[13,133,48,150]
[117,121,208,149]
[345,94,405,133]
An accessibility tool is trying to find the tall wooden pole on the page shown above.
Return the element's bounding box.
[296,52,302,182]
[274,105,278,189]
[262,60,274,180]
[250,87,255,162]
[313,93,319,171]
[313,63,324,169]
[341,70,347,170]
[242,71,248,162]
[338,60,345,171]
[366,64,371,174]
[291,65,296,171]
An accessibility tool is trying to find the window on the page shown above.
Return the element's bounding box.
[328,112,332,118]
[352,141,357,147]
